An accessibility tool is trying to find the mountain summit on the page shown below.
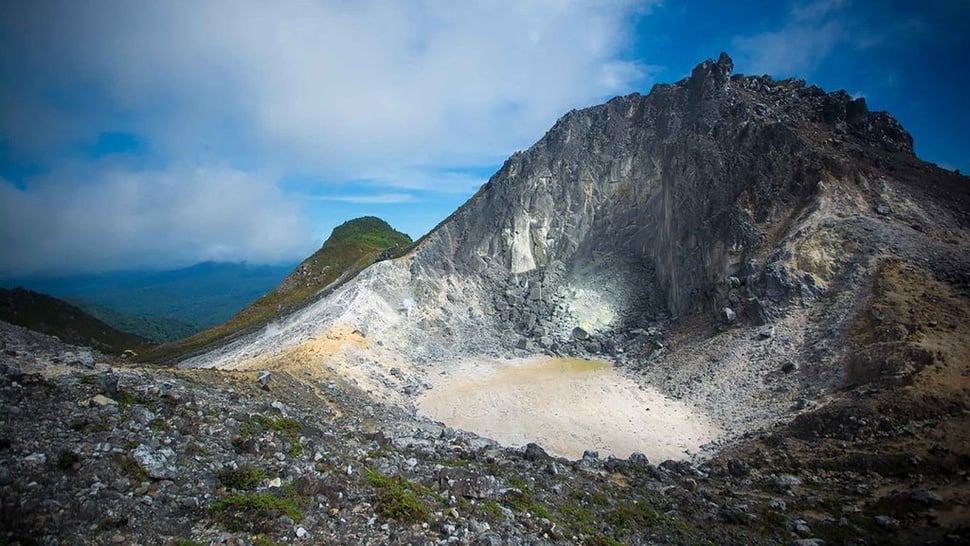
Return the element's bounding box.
[182,53,961,433]
[186,52,966,375]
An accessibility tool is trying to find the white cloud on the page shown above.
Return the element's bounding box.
[0,0,660,274]
[312,193,418,205]
[0,165,312,276]
[4,0,658,174]
[732,0,876,77]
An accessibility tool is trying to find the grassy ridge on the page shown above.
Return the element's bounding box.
[146,217,411,363]
[0,287,151,354]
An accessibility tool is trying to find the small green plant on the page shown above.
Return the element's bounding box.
[480,500,504,519]
[501,489,552,520]
[588,536,625,546]
[115,389,138,408]
[217,465,268,490]
[365,468,432,523]
[239,415,303,456]
[608,500,658,529]
[173,540,205,546]
[210,492,302,531]
[120,455,148,481]
[56,450,79,471]
[253,536,282,546]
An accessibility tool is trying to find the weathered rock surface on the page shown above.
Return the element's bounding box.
[4,320,968,545]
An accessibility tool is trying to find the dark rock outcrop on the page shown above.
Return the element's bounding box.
[403,52,953,349]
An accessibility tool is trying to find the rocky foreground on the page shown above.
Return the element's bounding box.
[2,320,966,546]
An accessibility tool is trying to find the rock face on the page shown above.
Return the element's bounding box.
[184,53,969,430]
[408,52,931,332]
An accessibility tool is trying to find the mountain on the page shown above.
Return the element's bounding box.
[148,216,411,362]
[6,54,969,545]
[0,261,297,335]
[187,53,968,378]
[0,287,150,353]
[176,53,969,541]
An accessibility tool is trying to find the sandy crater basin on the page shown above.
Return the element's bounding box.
[417,356,722,461]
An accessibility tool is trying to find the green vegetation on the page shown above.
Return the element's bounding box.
[173,540,205,546]
[217,465,268,490]
[0,287,150,354]
[238,415,303,456]
[210,491,303,531]
[68,299,200,342]
[501,488,552,520]
[607,500,659,528]
[119,455,148,481]
[147,217,412,363]
[252,536,282,546]
[365,468,432,523]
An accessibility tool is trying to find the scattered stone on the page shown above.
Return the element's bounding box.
[875,515,900,531]
[909,488,943,504]
[131,445,177,480]
[523,443,548,462]
[791,539,826,546]
[719,307,737,324]
[728,458,750,477]
[129,405,155,425]
[24,452,47,464]
[90,394,118,407]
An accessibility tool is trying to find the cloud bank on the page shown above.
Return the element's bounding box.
[0,0,657,275]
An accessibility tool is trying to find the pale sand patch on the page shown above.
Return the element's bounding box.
[417,356,722,461]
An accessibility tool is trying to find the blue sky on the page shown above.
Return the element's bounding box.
[1,0,967,276]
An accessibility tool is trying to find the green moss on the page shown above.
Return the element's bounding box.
[210,492,302,531]
[120,455,148,481]
[501,489,552,520]
[365,468,432,523]
[115,389,138,408]
[238,415,303,456]
[560,502,597,535]
[587,536,625,546]
[217,465,268,490]
[253,535,282,546]
[608,500,659,529]
[480,500,504,519]
[173,540,205,546]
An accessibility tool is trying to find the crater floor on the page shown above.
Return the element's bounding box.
[416,356,722,460]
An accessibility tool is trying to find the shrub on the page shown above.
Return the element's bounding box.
[365,468,431,523]
[210,492,302,531]
[217,465,268,490]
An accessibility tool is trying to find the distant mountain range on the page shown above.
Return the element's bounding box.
[0,261,296,341]
[0,286,150,353]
